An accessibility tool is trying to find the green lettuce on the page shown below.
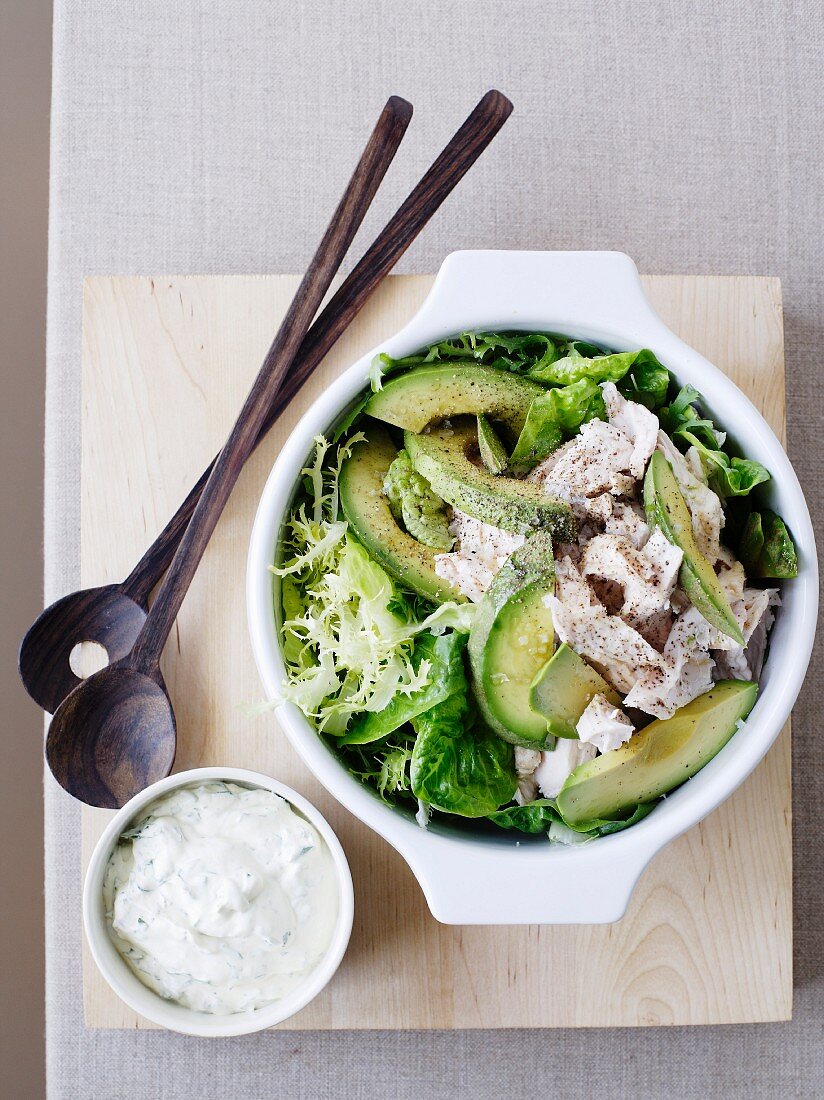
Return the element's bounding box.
[383,449,453,550]
[616,348,671,410]
[661,384,771,498]
[274,436,474,735]
[508,378,604,473]
[527,344,639,386]
[487,796,657,837]
[678,431,771,497]
[410,644,516,817]
[338,631,467,745]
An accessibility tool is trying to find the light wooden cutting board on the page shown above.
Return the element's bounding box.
[80,273,791,1029]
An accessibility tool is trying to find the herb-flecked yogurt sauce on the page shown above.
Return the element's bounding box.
[103,781,339,1015]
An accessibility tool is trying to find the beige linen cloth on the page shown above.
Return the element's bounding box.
[46,1,822,1096]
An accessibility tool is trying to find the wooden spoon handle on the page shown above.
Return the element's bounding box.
[129,96,412,666]
[122,90,513,606]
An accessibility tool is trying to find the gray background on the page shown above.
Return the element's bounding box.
[21,0,824,1095]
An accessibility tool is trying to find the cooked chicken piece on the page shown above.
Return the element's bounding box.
[534,738,597,799]
[601,382,659,478]
[528,419,636,522]
[434,510,524,602]
[605,500,651,549]
[656,431,724,563]
[581,530,683,631]
[623,606,717,718]
[548,557,666,694]
[513,747,542,805]
[713,588,780,681]
[576,693,635,753]
[715,546,747,604]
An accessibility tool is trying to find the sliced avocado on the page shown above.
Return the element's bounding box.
[405,418,576,540]
[365,364,544,436]
[477,415,509,475]
[529,643,621,739]
[339,426,462,604]
[556,680,757,825]
[644,451,744,644]
[468,533,556,747]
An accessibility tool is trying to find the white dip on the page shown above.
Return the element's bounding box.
[103,781,339,1014]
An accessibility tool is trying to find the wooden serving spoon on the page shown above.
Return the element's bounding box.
[44,96,413,807]
[20,90,514,715]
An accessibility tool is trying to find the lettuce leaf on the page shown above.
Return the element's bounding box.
[679,431,771,497]
[274,437,474,735]
[486,798,560,834]
[487,796,657,837]
[508,378,604,473]
[660,384,771,497]
[527,344,639,386]
[383,448,453,549]
[338,631,467,745]
[410,647,516,818]
[616,348,671,410]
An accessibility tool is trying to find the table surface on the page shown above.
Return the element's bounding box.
[46,1,823,1097]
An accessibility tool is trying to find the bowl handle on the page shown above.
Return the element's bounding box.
[401,249,673,350]
[400,830,654,925]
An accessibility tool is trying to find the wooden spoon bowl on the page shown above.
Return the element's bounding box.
[19,585,148,714]
[45,665,176,808]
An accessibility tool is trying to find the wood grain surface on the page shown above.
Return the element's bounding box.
[80,273,791,1029]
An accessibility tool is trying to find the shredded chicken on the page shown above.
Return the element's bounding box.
[548,557,667,694]
[713,588,780,681]
[576,693,635,753]
[528,419,636,522]
[535,738,597,798]
[601,382,659,478]
[581,530,682,632]
[605,501,651,549]
[513,747,542,805]
[433,510,524,602]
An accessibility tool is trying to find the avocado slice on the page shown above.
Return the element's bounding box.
[468,533,556,746]
[404,418,576,540]
[530,643,621,739]
[339,426,462,604]
[556,680,758,825]
[365,364,544,436]
[644,451,744,644]
[477,415,509,475]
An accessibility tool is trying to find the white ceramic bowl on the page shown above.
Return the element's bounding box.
[83,766,354,1036]
[247,250,817,925]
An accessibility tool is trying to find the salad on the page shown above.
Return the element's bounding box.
[273,332,797,842]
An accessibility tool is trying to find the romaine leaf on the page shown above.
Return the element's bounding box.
[338,631,467,745]
[508,378,604,473]
[488,796,657,837]
[383,448,453,550]
[486,798,560,834]
[527,345,639,386]
[410,653,517,817]
[679,431,771,498]
[616,349,671,410]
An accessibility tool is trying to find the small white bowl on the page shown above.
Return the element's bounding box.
[83,766,354,1037]
[247,250,818,925]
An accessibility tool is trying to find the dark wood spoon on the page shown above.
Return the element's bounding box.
[44,95,413,807]
[21,89,513,715]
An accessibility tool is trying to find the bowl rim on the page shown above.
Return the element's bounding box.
[246,249,818,923]
[82,766,355,1037]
